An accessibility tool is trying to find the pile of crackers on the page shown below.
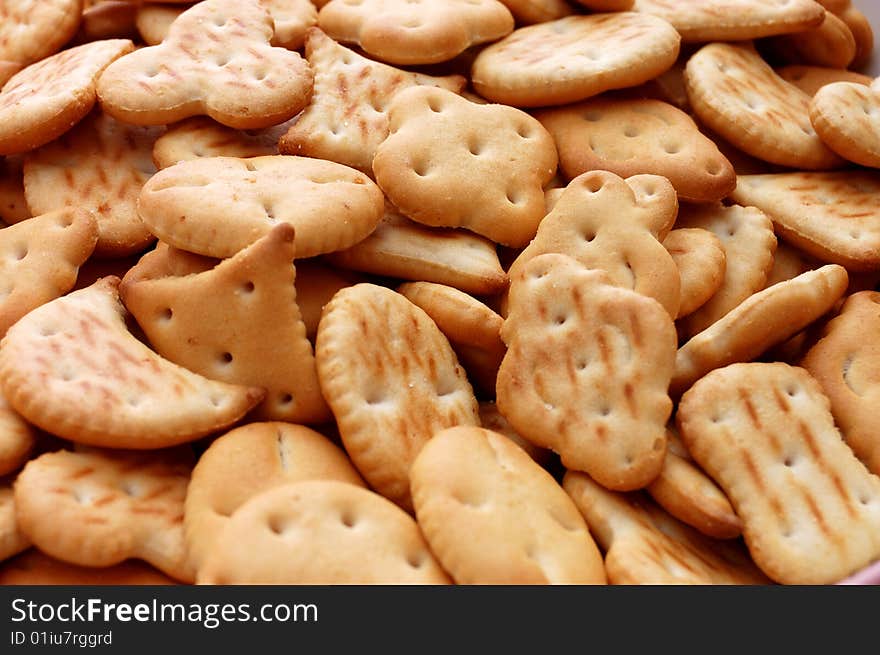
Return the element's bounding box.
[0,0,878,586]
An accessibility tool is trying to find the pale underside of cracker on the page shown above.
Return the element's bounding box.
[633,0,825,42]
[316,283,479,510]
[97,0,314,130]
[764,9,856,69]
[0,277,264,449]
[777,65,872,97]
[507,171,681,318]
[810,82,880,168]
[730,171,880,272]
[325,206,509,296]
[675,202,777,340]
[120,224,331,425]
[801,291,880,476]
[411,426,606,585]
[137,155,385,259]
[0,485,30,563]
[470,13,681,107]
[14,449,193,581]
[662,228,726,319]
[672,265,849,397]
[152,116,294,169]
[184,421,365,570]
[196,481,452,584]
[535,97,735,202]
[0,0,84,86]
[397,281,506,397]
[0,208,98,338]
[373,86,557,249]
[279,27,466,176]
[646,428,742,540]
[0,393,36,477]
[317,0,514,66]
[23,109,162,257]
[0,549,176,585]
[563,472,768,584]
[497,254,676,491]
[684,42,844,170]
[676,362,880,584]
[0,38,134,156]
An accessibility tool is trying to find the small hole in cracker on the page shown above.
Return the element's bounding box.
[623,126,639,138]
[406,551,425,568]
[583,111,601,122]
[209,395,223,408]
[39,326,56,337]
[244,161,257,172]
[663,143,681,155]
[412,161,430,177]
[576,359,589,371]
[268,515,287,535]
[220,352,233,364]
[786,386,798,397]
[850,230,861,239]
[553,314,567,326]
[706,160,722,175]
[506,190,523,205]
[279,393,294,405]
[242,281,255,294]
[427,97,443,113]
[859,494,871,505]
[599,406,611,417]
[582,229,595,242]
[14,245,27,260]
[516,124,533,139]
[783,456,795,467]
[340,510,357,528]
[160,307,173,321]
[468,140,483,156]
[583,178,603,193]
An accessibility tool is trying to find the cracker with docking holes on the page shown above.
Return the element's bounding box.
[373,86,557,249]
[801,291,880,476]
[810,81,880,169]
[137,0,318,50]
[317,0,514,66]
[563,471,768,585]
[0,38,133,156]
[152,116,295,169]
[279,28,466,176]
[507,171,680,318]
[662,228,726,320]
[397,281,506,398]
[23,109,162,258]
[0,549,176,585]
[676,362,880,584]
[0,484,29,563]
[497,254,676,491]
[0,0,84,86]
[411,426,606,585]
[316,283,479,510]
[470,13,680,108]
[120,224,331,425]
[326,204,509,297]
[477,401,553,467]
[197,480,452,584]
[0,394,36,477]
[730,171,880,272]
[97,0,314,129]
[764,9,856,69]
[0,208,98,338]
[184,421,365,570]
[137,155,384,259]
[777,65,871,96]
[14,448,194,581]
[684,42,844,170]
[536,97,735,203]
[633,0,824,42]
[0,277,264,449]
[675,203,777,340]
[646,427,742,540]
[672,265,849,397]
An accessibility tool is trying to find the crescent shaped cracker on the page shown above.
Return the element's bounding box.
[0,276,264,449]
